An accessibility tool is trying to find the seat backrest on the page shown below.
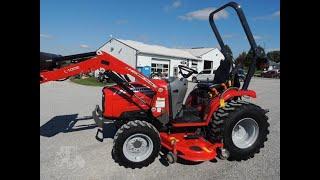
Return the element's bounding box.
[168,78,188,119]
[213,57,233,84]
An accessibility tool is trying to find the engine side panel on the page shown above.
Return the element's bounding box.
[102,84,154,118]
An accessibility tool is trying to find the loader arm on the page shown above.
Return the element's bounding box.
[40,51,158,91]
[40,51,167,118]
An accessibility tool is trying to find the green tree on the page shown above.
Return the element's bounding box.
[267,50,280,63]
[221,44,233,61]
[245,45,266,67]
[235,51,247,67]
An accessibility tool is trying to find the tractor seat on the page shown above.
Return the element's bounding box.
[173,106,202,123]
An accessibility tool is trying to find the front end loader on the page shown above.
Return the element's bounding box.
[40,1,269,168]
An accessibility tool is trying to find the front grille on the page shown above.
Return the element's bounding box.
[102,90,106,113]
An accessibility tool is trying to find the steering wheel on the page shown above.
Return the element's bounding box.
[178,65,198,78]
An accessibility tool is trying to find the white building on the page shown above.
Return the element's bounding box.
[181,47,224,71]
[97,38,224,79]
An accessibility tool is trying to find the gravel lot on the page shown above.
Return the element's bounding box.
[40,78,280,180]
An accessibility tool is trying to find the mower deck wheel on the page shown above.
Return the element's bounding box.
[166,152,177,164]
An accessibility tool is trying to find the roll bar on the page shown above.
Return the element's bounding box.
[209,1,258,90]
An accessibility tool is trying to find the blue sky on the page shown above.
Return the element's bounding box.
[40,0,280,57]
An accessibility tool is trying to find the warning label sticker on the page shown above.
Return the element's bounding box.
[155,98,165,108]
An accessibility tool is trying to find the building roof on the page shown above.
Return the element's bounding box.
[115,39,201,60]
[40,52,61,61]
[180,48,216,57]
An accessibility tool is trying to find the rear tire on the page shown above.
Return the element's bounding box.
[112,120,161,168]
[208,100,269,161]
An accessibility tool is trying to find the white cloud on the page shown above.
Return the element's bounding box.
[253,10,280,20]
[115,19,128,25]
[164,0,182,11]
[40,34,53,39]
[253,35,262,40]
[223,34,234,39]
[272,11,280,17]
[244,35,263,40]
[179,7,228,21]
[80,44,89,48]
[172,0,181,8]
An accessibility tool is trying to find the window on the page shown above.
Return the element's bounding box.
[151,62,169,78]
[191,60,198,71]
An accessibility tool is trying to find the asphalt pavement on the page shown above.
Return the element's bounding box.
[40,77,280,180]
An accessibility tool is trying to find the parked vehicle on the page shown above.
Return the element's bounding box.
[261,69,280,78]
[192,69,216,82]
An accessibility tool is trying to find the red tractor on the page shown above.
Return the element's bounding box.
[40,2,269,168]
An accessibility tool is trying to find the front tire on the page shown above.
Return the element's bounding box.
[112,120,161,168]
[208,100,269,161]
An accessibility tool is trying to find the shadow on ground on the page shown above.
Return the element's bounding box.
[40,114,97,137]
[40,114,118,139]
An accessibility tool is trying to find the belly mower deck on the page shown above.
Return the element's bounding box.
[160,132,223,162]
[93,105,223,162]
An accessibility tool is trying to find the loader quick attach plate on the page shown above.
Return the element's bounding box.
[160,132,223,162]
[92,105,108,128]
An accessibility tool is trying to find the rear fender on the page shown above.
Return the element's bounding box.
[205,88,256,122]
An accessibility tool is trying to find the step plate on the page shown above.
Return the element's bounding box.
[160,132,223,162]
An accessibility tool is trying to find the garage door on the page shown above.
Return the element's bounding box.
[151,58,170,78]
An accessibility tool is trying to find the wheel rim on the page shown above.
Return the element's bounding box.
[231,118,259,149]
[123,133,154,162]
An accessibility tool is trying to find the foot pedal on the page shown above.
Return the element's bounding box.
[95,128,103,142]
